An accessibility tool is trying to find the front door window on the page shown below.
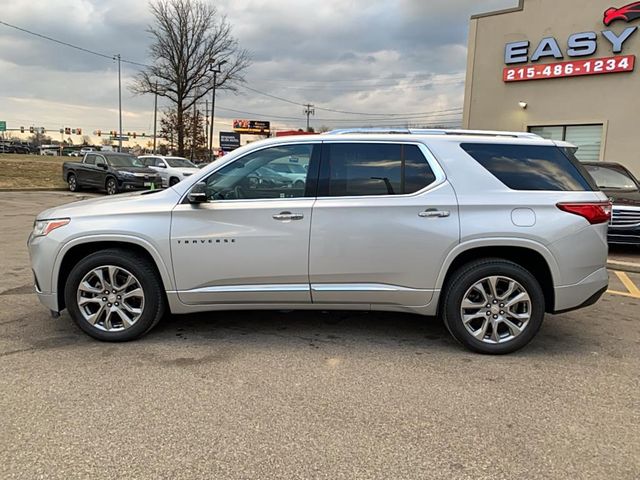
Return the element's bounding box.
[203,144,314,200]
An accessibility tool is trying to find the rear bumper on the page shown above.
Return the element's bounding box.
[553,267,608,313]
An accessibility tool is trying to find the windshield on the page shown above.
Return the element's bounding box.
[166,157,197,168]
[584,165,638,190]
[105,154,144,168]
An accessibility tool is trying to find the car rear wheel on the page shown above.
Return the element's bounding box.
[68,173,79,192]
[442,258,545,354]
[105,177,118,195]
[64,249,166,341]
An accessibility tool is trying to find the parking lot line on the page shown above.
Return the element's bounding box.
[607,270,640,299]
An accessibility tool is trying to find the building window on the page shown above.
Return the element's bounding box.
[528,124,603,162]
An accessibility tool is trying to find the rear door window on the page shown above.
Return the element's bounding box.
[321,143,436,196]
[460,143,596,191]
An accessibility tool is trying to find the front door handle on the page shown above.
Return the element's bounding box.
[273,211,304,221]
[419,209,450,218]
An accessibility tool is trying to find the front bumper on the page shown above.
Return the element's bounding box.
[28,232,63,313]
[118,176,163,191]
[608,229,640,245]
[553,267,609,313]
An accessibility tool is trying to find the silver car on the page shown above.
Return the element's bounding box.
[28,129,610,354]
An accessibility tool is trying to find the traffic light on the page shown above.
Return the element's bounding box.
[29,126,34,133]
[77,128,82,135]
[97,130,101,137]
[65,128,71,135]
[132,132,136,139]
[20,126,24,133]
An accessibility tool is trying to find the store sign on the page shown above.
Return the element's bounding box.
[503,3,640,82]
[219,131,240,151]
[232,119,270,134]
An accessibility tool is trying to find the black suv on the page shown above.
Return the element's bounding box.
[584,162,640,245]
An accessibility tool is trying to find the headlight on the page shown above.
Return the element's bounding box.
[120,171,136,177]
[32,218,70,237]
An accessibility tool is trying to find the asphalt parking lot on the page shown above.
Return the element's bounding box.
[1,192,639,479]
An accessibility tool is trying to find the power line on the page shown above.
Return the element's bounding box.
[0,20,464,122]
[0,20,150,67]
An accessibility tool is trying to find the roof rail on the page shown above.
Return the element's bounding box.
[324,128,541,139]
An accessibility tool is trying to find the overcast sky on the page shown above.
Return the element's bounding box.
[0,0,516,142]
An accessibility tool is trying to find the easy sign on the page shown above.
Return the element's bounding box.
[503,2,640,82]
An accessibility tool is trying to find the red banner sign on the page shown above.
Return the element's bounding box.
[503,55,635,82]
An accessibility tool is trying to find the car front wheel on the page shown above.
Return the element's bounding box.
[442,258,545,354]
[64,249,166,341]
[68,173,79,192]
[105,177,118,195]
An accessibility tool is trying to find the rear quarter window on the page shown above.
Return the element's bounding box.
[460,143,596,191]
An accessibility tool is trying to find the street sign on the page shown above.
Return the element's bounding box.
[0,121,6,132]
[219,131,241,151]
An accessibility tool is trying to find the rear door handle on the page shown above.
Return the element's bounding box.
[273,211,304,221]
[419,209,450,218]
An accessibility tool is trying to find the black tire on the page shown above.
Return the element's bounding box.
[169,177,180,187]
[442,258,545,355]
[64,248,166,341]
[105,177,118,195]
[68,173,79,192]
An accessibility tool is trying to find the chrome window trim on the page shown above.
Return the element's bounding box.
[316,140,447,200]
[180,140,321,205]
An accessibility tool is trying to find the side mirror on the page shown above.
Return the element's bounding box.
[187,181,207,203]
[96,162,107,169]
[157,163,167,168]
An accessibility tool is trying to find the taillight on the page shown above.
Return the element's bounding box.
[556,201,612,224]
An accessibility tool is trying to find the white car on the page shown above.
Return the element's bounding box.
[139,155,200,187]
[267,162,308,188]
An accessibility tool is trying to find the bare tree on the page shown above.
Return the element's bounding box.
[132,0,250,155]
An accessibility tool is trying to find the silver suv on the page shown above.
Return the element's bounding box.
[28,129,611,354]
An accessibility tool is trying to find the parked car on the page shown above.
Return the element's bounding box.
[30,129,610,354]
[138,155,200,187]
[63,152,162,195]
[583,161,640,245]
[268,161,308,188]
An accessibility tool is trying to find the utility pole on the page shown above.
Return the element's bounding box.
[205,99,209,150]
[303,104,315,132]
[209,60,227,161]
[152,80,158,153]
[191,90,198,161]
[115,54,123,152]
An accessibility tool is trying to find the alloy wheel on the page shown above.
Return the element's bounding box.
[459,275,532,344]
[76,265,145,332]
[106,179,117,195]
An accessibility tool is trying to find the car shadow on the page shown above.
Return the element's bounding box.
[147,308,598,357]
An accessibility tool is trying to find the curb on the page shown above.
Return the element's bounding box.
[607,260,640,274]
